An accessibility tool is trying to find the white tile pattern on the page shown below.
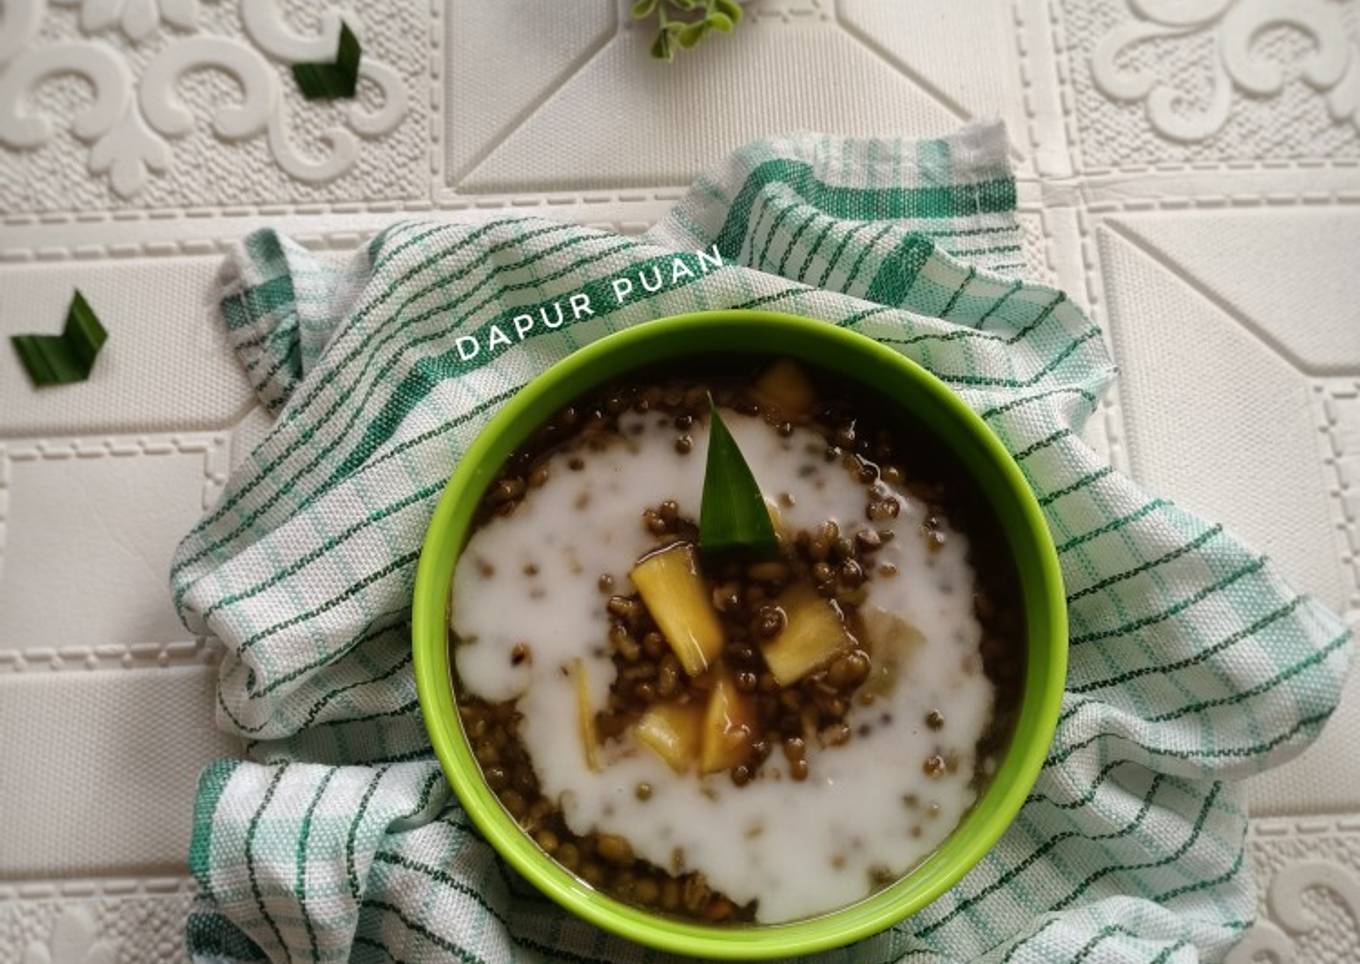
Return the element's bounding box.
[0,433,228,655]
[0,0,425,211]
[0,667,238,880]
[0,0,1356,959]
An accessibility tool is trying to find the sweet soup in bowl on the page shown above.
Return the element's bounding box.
[414,311,1066,958]
[450,358,1023,924]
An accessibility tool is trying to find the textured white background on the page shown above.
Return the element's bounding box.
[1,0,1358,961]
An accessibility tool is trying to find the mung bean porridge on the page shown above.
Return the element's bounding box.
[449,358,1023,924]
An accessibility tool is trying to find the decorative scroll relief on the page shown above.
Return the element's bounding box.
[1092,0,1360,143]
[0,0,408,198]
[20,904,118,964]
[52,0,199,42]
[1228,856,1360,963]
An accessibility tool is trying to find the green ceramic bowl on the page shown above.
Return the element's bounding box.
[413,310,1067,960]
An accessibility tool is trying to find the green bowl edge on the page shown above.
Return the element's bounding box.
[412,310,1068,960]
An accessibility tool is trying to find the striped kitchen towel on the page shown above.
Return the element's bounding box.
[173,122,1352,963]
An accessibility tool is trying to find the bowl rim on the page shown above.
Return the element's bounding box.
[413,310,1067,960]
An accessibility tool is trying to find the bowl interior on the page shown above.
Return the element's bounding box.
[413,310,1067,960]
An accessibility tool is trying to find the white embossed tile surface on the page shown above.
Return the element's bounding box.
[0,1,1356,961]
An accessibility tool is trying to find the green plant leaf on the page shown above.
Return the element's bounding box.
[291,21,361,99]
[677,21,708,48]
[715,0,743,22]
[10,289,108,387]
[699,399,779,560]
[706,11,735,32]
[642,0,742,62]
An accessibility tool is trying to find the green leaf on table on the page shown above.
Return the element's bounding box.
[677,21,708,48]
[10,290,108,387]
[650,30,674,61]
[640,0,744,61]
[706,11,735,32]
[715,0,744,22]
[291,21,361,100]
[699,399,779,560]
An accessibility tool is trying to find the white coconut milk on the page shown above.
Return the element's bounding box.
[452,410,995,923]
